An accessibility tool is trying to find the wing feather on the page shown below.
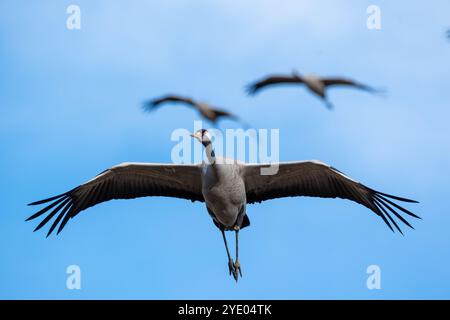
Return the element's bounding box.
[321,78,378,92]
[242,161,419,233]
[246,75,304,95]
[27,163,204,236]
[143,95,196,112]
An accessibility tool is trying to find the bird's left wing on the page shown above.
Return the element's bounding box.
[27,163,204,236]
[321,78,378,92]
[242,161,419,233]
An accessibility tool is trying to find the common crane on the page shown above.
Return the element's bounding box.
[246,71,380,109]
[143,94,246,126]
[27,129,419,282]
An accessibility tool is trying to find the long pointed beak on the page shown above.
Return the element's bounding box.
[189,133,195,138]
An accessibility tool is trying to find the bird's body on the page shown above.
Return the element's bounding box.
[302,74,327,99]
[247,71,380,109]
[27,129,419,281]
[201,157,247,229]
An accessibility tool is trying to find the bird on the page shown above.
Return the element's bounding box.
[246,71,381,109]
[26,129,419,282]
[143,94,247,126]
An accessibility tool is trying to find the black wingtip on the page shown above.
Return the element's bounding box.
[27,192,68,206]
[141,101,155,112]
[57,213,71,235]
[27,190,75,237]
[375,194,421,220]
[377,207,394,233]
[375,197,415,231]
[385,220,395,233]
[46,228,56,238]
[245,85,257,96]
[28,199,49,206]
[380,204,403,234]
[46,206,71,237]
[26,196,68,222]
[370,188,420,235]
[371,86,388,96]
[371,189,418,203]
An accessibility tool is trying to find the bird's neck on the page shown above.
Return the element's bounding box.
[202,141,216,165]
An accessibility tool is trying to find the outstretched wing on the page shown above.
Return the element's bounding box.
[246,75,304,95]
[143,94,196,112]
[321,78,378,93]
[242,161,419,234]
[210,108,243,123]
[27,163,204,237]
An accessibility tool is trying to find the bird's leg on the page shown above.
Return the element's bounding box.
[221,229,235,276]
[233,226,242,281]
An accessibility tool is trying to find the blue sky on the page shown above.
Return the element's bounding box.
[1,0,450,299]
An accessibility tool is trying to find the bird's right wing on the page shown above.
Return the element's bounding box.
[143,95,195,111]
[242,161,420,233]
[246,75,304,95]
[27,163,204,236]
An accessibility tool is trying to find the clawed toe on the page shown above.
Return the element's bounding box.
[228,259,235,276]
[233,260,242,281]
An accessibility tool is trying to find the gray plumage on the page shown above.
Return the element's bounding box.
[143,94,245,125]
[247,71,380,109]
[27,129,419,281]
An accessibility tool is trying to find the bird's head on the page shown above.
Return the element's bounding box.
[190,129,212,146]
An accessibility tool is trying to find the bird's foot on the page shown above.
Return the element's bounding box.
[233,260,242,282]
[228,259,235,276]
